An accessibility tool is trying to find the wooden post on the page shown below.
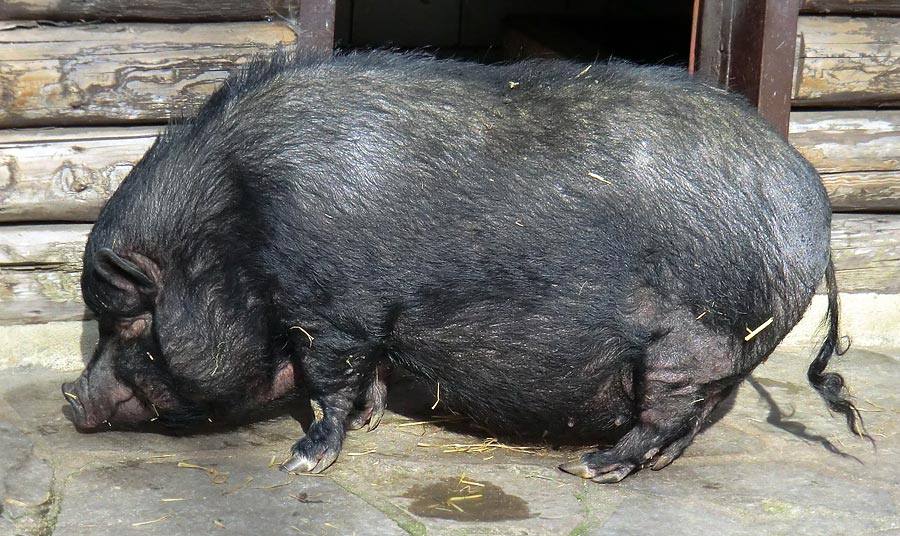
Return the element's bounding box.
[298,0,337,52]
[693,0,801,138]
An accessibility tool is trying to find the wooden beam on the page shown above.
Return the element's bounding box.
[790,110,900,212]
[820,172,900,213]
[831,215,900,293]
[790,110,900,174]
[0,127,160,222]
[2,216,897,324]
[800,0,900,16]
[694,0,801,138]
[0,225,90,325]
[793,16,900,107]
[298,0,336,52]
[0,22,297,128]
[0,0,301,22]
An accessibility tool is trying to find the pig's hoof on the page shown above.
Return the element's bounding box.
[280,449,337,474]
[280,436,340,474]
[559,456,637,483]
[558,459,596,479]
[347,412,368,431]
[650,453,676,470]
[591,466,635,484]
[347,372,388,431]
[347,404,385,431]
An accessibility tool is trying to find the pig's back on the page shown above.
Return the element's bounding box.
[223,52,829,341]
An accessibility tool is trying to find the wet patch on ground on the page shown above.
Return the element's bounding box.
[403,476,531,522]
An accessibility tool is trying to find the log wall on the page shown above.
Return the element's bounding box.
[0,22,297,128]
[0,6,316,328]
[793,16,899,107]
[1,11,895,123]
[0,127,159,222]
[792,4,900,213]
[800,0,900,15]
[0,0,897,329]
[0,225,90,325]
[0,0,300,22]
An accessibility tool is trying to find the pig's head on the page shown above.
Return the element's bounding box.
[64,244,300,432]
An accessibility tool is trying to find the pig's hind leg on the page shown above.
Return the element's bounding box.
[347,362,390,431]
[561,325,742,483]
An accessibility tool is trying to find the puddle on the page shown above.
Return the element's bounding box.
[403,477,531,522]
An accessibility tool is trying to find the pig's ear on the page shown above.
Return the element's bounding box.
[94,248,157,296]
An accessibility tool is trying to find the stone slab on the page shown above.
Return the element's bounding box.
[53,455,406,536]
[0,420,54,536]
[0,347,897,535]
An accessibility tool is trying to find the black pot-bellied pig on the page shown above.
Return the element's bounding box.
[63,49,866,483]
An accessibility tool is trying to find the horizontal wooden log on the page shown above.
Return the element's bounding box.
[820,171,900,212]
[1,216,898,324]
[0,0,300,22]
[0,127,160,222]
[800,0,900,16]
[793,16,900,107]
[0,225,90,324]
[789,109,900,211]
[790,110,900,174]
[0,22,297,128]
[830,215,900,293]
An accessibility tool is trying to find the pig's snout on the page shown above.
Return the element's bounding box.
[62,375,152,430]
[62,379,94,429]
[62,378,99,430]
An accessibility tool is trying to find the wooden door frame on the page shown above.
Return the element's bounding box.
[298,0,337,52]
[691,0,801,138]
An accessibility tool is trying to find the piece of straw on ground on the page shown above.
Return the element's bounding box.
[417,437,538,454]
[177,462,228,484]
[131,514,172,527]
[3,494,51,508]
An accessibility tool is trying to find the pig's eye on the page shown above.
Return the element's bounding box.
[116,315,151,340]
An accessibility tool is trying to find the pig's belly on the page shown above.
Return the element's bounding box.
[393,348,637,442]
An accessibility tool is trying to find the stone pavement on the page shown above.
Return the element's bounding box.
[1,346,897,536]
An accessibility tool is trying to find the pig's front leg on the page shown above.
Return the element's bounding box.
[281,390,353,473]
[281,328,384,474]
